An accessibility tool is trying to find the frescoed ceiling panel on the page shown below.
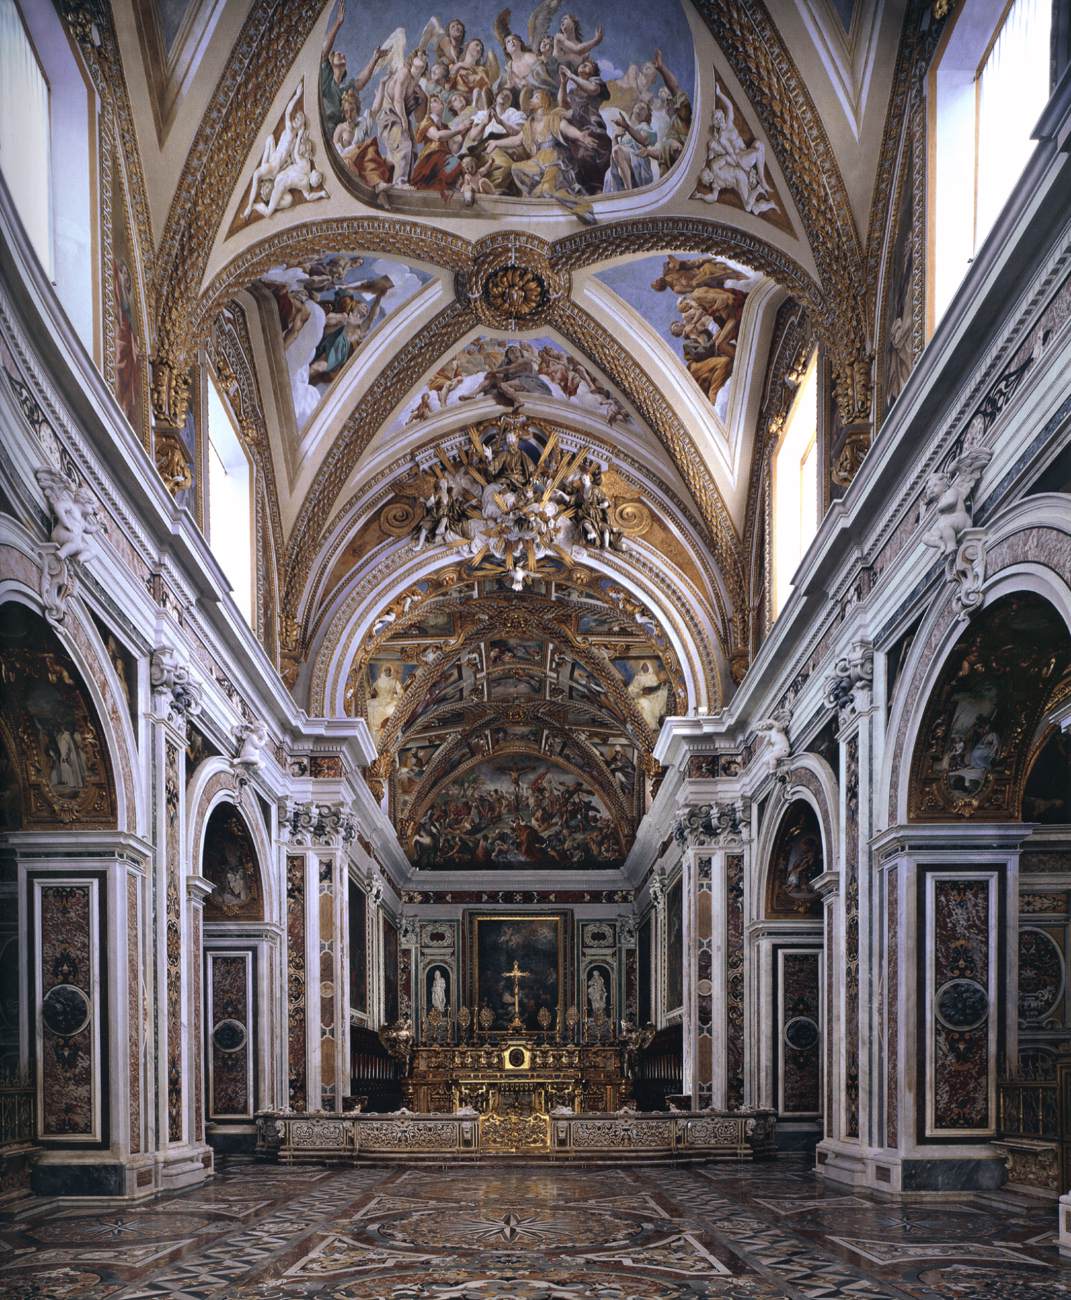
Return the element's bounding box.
[318,0,698,219]
[251,251,432,431]
[595,253,761,424]
[385,334,641,436]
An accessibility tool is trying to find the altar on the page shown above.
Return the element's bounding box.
[404,1040,628,1122]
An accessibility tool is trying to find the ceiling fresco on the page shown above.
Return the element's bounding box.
[318,0,696,217]
[87,0,915,878]
[595,253,761,420]
[346,571,681,871]
[388,335,638,432]
[253,252,431,429]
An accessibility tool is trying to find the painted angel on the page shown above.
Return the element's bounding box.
[493,1,562,94]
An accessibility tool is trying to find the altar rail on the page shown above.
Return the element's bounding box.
[255,1108,777,1165]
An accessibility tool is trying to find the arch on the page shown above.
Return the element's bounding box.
[187,761,277,926]
[905,591,1070,823]
[0,534,141,835]
[311,548,718,725]
[752,752,838,923]
[881,499,1071,826]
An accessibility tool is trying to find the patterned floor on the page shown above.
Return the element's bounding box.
[1,1157,1069,1298]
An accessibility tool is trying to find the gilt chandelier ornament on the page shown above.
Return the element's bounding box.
[409,417,623,589]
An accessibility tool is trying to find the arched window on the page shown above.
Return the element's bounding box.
[0,0,52,276]
[0,0,95,351]
[206,372,254,625]
[771,352,818,618]
[930,0,1053,327]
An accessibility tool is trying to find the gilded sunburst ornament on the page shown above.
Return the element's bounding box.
[483,265,547,319]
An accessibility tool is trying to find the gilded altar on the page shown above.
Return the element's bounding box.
[404,1040,628,1136]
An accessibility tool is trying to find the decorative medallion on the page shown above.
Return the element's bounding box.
[483,266,547,320]
[41,984,91,1038]
[1018,927,1064,1024]
[934,978,989,1032]
[783,1015,819,1052]
[462,235,569,330]
[212,1018,248,1053]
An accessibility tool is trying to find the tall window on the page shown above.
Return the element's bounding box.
[772,353,818,618]
[931,0,1052,326]
[207,374,254,625]
[0,0,52,276]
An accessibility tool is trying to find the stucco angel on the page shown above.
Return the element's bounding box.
[918,446,992,561]
[243,81,328,219]
[37,469,104,564]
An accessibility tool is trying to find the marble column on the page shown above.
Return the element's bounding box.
[148,647,213,1191]
[675,802,749,1110]
[816,642,877,1184]
[283,801,355,1112]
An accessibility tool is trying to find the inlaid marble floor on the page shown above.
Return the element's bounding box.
[2,1157,1070,1298]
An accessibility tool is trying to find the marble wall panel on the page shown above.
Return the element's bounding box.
[777,948,821,1115]
[726,855,745,1110]
[286,855,307,1110]
[207,951,253,1118]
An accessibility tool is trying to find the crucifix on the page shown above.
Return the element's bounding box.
[506,959,530,1031]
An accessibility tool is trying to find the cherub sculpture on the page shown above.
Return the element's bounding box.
[243,80,328,219]
[36,469,104,563]
[754,708,791,763]
[918,445,992,565]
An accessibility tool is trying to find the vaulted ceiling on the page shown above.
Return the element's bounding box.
[92,0,914,872]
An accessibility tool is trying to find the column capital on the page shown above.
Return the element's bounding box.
[824,639,874,726]
[673,799,749,851]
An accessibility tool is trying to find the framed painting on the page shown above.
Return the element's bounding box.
[468,913,564,1032]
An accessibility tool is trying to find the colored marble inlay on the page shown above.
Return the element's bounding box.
[193,908,203,1141]
[320,859,336,1110]
[726,854,745,1110]
[128,873,140,1153]
[843,734,860,1138]
[210,954,251,1117]
[887,866,898,1146]
[780,950,821,1115]
[287,855,307,1110]
[932,878,991,1131]
[39,882,95,1137]
[2,1157,1068,1298]
[696,858,713,1108]
[165,741,183,1145]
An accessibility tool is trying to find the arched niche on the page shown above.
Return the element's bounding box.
[907,592,1071,822]
[1022,727,1071,824]
[201,802,265,922]
[0,602,116,830]
[764,799,824,920]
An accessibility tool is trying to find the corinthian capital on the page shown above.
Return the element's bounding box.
[150,645,202,720]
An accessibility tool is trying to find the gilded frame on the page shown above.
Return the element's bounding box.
[467,913,567,1033]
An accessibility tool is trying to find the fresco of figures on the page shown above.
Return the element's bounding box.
[319,0,695,220]
[202,803,263,922]
[391,336,637,429]
[411,754,623,869]
[257,253,430,428]
[909,593,1071,820]
[597,254,760,418]
[0,605,116,828]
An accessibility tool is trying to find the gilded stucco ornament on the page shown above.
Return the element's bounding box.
[460,234,568,330]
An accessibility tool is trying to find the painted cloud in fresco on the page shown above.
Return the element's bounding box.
[596,254,760,420]
[258,253,431,429]
[318,0,695,219]
[389,336,637,431]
